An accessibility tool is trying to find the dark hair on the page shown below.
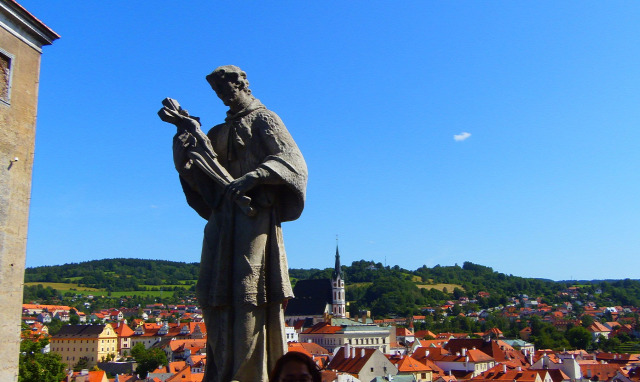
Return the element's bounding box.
[270,351,322,382]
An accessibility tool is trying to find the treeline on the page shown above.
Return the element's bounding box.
[291,260,640,317]
[25,258,640,318]
[24,258,199,291]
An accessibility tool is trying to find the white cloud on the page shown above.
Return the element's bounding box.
[453,132,471,141]
[150,205,158,209]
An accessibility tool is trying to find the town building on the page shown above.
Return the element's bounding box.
[328,345,398,381]
[286,244,349,325]
[299,321,392,353]
[332,245,346,318]
[50,324,118,369]
[0,1,58,379]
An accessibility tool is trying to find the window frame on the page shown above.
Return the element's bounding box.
[0,47,15,106]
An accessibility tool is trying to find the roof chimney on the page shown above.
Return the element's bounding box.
[462,348,467,356]
[503,364,507,374]
[352,347,356,359]
[345,344,350,358]
[361,348,365,358]
[517,366,522,372]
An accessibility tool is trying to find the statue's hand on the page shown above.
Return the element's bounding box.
[225,171,260,201]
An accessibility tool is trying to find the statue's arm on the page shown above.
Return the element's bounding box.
[254,111,307,185]
[225,111,306,200]
[173,133,222,220]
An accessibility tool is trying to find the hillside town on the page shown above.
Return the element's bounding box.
[20,250,640,382]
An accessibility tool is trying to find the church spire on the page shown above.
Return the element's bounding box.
[332,236,346,318]
[333,236,342,280]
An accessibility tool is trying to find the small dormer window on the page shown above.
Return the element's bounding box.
[0,49,13,105]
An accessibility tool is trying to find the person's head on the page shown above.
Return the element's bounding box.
[270,351,322,382]
[205,65,252,109]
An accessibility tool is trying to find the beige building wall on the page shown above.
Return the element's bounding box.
[0,1,58,380]
[51,325,118,369]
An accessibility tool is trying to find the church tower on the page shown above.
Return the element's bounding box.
[332,244,346,317]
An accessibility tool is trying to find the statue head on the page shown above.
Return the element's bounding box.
[206,65,253,109]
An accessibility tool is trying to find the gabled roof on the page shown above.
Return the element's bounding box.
[420,339,449,348]
[288,343,313,357]
[68,370,107,382]
[397,327,415,337]
[113,322,134,337]
[588,322,611,333]
[388,355,432,373]
[415,330,438,339]
[472,368,540,382]
[52,324,109,338]
[328,347,377,374]
[580,363,622,380]
[297,342,330,355]
[302,321,342,334]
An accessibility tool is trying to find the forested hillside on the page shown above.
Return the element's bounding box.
[24,258,199,291]
[25,258,640,317]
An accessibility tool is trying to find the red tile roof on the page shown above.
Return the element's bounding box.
[302,321,342,334]
[388,355,432,373]
[327,347,376,374]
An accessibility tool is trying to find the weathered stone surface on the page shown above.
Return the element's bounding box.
[159,65,307,381]
[0,2,58,380]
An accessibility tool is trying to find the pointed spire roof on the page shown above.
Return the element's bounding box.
[333,243,342,280]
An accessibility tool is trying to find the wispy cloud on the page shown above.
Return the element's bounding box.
[150,205,159,209]
[454,132,471,142]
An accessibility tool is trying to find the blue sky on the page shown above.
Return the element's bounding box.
[21,2,640,280]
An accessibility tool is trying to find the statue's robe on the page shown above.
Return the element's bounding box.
[177,98,307,381]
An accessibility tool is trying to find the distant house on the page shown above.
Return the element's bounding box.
[65,370,109,382]
[328,345,398,382]
[427,347,496,378]
[397,327,416,345]
[519,327,532,341]
[587,322,611,342]
[112,322,134,356]
[285,323,299,342]
[299,321,392,353]
[53,310,70,322]
[50,324,118,369]
[388,354,433,381]
[109,310,124,321]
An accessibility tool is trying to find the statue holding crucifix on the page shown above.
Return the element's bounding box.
[158,65,308,381]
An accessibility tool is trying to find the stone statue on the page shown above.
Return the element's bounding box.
[158,65,307,381]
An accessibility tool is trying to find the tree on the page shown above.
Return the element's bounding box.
[69,309,80,325]
[566,326,591,350]
[73,357,89,371]
[46,318,63,336]
[19,338,67,382]
[130,342,146,360]
[581,314,594,328]
[131,343,167,378]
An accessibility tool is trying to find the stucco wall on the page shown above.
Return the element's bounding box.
[0,24,42,381]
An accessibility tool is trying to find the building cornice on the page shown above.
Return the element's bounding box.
[0,0,59,53]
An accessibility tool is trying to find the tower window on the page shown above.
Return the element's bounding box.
[0,49,13,105]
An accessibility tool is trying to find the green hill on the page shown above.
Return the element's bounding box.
[24,258,640,317]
